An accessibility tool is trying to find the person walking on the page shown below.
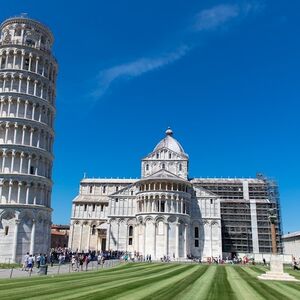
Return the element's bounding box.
[36,254,41,269]
[79,255,84,271]
[71,255,77,271]
[27,255,34,274]
[22,252,29,271]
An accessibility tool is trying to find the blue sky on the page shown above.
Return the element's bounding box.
[1,1,299,233]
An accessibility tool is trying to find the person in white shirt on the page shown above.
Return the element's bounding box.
[22,252,29,271]
[27,255,34,272]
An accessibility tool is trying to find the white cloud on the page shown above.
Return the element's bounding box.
[92,45,190,98]
[194,4,239,31]
[91,2,264,99]
[194,2,263,31]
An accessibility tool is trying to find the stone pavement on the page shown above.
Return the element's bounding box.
[0,260,121,279]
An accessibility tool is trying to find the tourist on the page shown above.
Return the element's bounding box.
[50,253,54,267]
[97,253,102,264]
[40,254,46,266]
[22,252,29,271]
[79,255,84,271]
[85,254,91,271]
[36,253,41,268]
[27,254,34,273]
[58,253,64,265]
[71,255,77,271]
[292,258,299,270]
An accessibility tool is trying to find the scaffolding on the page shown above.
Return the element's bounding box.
[193,176,283,255]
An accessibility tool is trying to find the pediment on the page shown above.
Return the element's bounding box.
[141,169,187,182]
[193,185,218,198]
[142,147,188,161]
[109,183,135,197]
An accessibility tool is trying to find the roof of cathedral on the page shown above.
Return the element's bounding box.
[153,127,187,156]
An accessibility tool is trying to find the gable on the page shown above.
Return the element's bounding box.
[193,185,218,198]
[142,147,188,161]
[109,183,136,197]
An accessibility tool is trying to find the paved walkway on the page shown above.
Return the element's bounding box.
[0,260,120,279]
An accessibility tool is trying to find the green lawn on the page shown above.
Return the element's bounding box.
[0,263,21,269]
[0,263,300,299]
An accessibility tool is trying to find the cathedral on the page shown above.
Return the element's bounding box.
[69,128,282,260]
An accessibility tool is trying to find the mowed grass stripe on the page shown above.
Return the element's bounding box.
[2,264,177,299]
[242,266,300,298]
[0,264,177,300]
[226,266,264,300]
[234,267,290,300]
[262,280,300,299]
[1,263,166,287]
[0,263,156,290]
[0,264,159,297]
[173,265,217,299]
[286,269,300,281]
[205,265,236,300]
[46,264,193,300]
[110,265,205,300]
[248,266,266,275]
[132,265,209,300]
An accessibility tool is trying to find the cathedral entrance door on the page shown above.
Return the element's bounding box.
[101,239,106,251]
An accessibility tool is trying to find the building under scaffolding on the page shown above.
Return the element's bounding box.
[192,175,283,255]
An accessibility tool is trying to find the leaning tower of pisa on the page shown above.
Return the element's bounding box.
[0,16,57,263]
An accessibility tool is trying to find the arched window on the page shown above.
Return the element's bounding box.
[160,201,165,212]
[179,163,182,171]
[103,186,106,193]
[89,186,93,193]
[162,163,165,169]
[92,225,96,235]
[156,153,159,159]
[146,164,149,171]
[194,226,199,247]
[128,225,133,245]
[194,227,199,238]
[128,225,133,236]
[169,153,171,159]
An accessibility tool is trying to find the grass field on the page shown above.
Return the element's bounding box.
[1,263,300,300]
[0,263,21,269]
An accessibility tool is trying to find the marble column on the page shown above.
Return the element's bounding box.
[107,222,111,251]
[143,223,146,257]
[165,223,169,256]
[175,223,179,259]
[86,225,91,251]
[12,219,20,263]
[30,219,36,254]
[184,224,188,259]
[78,223,83,251]
[153,222,156,259]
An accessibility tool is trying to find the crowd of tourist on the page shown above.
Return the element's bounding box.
[20,247,300,273]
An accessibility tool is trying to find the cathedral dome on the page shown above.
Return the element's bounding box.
[153,127,187,155]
